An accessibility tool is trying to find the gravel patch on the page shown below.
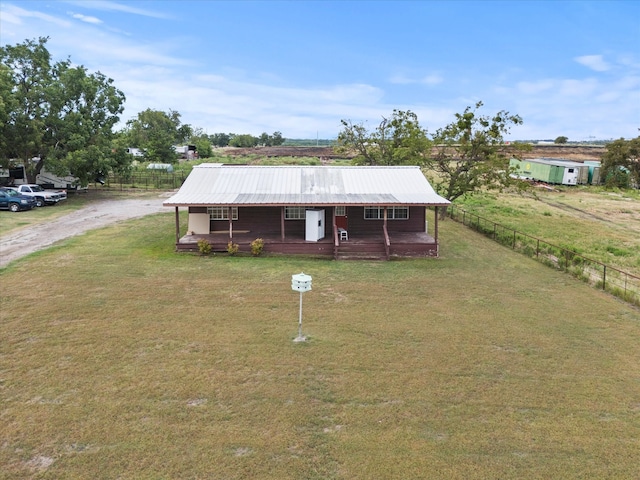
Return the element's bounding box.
[0,196,168,268]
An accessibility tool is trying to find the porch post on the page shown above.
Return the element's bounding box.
[434,207,439,244]
[174,207,180,244]
[383,206,388,231]
[281,207,285,240]
[228,206,233,240]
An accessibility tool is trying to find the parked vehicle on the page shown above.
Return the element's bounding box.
[1,164,87,191]
[7,184,67,207]
[36,168,88,191]
[0,187,37,212]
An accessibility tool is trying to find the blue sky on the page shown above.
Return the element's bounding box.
[1,0,639,141]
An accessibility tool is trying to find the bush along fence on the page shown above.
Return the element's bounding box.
[105,171,187,190]
[447,205,640,308]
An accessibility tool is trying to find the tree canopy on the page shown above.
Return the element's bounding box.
[337,103,527,216]
[0,37,126,184]
[124,109,192,163]
[336,110,431,166]
[226,131,285,148]
[430,102,526,210]
[601,136,640,188]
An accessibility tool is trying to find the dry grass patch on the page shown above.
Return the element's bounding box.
[1,214,639,479]
[457,187,640,277]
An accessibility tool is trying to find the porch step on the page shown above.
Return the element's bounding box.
[336,242,388,260]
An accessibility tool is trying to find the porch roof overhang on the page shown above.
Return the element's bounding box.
[163,164,451,208]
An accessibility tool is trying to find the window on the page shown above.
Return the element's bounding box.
[391,207,409,219]
[364,206,409,220]
[335,206,346,216]
[285,206,307,220]
[364,207,382,219]
[208,206,238,220]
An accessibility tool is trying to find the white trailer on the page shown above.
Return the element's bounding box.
[36,168,88,191]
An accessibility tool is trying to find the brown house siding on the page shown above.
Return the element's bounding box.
[345,206,425,233]
[189,206,425,237]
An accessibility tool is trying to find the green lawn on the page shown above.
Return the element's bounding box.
[454,186,640,278]
[1,212,639,479]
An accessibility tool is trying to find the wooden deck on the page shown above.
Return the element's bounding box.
[175,230,439,259]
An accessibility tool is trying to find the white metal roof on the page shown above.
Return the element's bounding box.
[522,158,589,168]
[163,164,451,207]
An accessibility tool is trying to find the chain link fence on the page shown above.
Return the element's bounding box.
[448,205,640,308]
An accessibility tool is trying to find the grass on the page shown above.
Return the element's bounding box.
[1,212,640,479]
[455,186,640,278]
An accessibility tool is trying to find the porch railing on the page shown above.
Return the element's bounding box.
[382,224,391,260]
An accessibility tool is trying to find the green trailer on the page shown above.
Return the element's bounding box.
[584,161,602,185]
[510,158,589,185]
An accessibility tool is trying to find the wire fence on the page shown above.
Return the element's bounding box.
[447,205,640,308]
[104,171,187,190]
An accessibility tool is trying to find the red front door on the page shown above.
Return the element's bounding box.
[335,206,348,230]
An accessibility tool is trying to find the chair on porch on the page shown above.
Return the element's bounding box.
[338,228,348,241]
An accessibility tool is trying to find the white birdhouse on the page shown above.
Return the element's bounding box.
[291,272,312,292]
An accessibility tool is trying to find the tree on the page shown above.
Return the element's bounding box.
[229,134,258,148]
[554,136,568,144]
[336,110,431,166]
[0,37,126,184]
[270,131,285,146]
[189,127,212,158]
[601,136,640,188]
[257,131,285,146]
[429,102,526,217]
[125,109,192,163]
[210,133,231,147]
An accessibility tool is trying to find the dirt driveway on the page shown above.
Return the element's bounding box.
[0,195,169,268]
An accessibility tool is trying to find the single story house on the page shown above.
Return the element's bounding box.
[163,164,451,259]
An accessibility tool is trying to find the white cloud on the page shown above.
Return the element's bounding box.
[2,2,638,140]
[62,0,172,19]
[389,72,443,86]
[491,69,639,140]
[70,13,103,24]
[389,74,413,85]
[0,3,71,28]
[420,74,443,85]
[516,80,554,95]
[574,54,610,72]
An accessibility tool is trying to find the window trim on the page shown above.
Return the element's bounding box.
[285,206,307,220]
[208,206,238,220]
[363,206,409,220]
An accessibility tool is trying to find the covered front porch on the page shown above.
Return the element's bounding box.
[171,204,443,260]
[174,229,439,259]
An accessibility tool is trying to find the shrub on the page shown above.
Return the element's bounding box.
[197,238,212,255]
[227,241,239,256]
[250,238,265,256]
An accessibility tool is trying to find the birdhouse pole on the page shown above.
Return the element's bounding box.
[291,272,312,342]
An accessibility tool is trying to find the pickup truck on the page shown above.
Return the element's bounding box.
[8,184,67,207]
[0,187,37,212]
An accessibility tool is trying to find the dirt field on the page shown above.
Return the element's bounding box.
[223,144,605,161]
